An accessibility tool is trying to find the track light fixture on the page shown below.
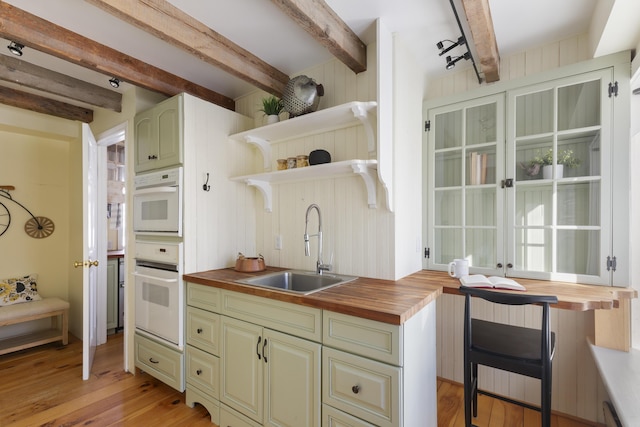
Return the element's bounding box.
[436,36,465,57]
[109,77,120,88]
[7,41,24,56]
[445,52,471,70]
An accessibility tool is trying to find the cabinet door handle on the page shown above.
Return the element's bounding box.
[196,328,203,334]
[196,369,202,376]
[262,338,268,363]
[352,385,360,394]
[148,154,158,160]
[149,358,159,364]
[256,336,262,360]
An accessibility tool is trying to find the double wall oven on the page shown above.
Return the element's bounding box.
[133,167,185,351]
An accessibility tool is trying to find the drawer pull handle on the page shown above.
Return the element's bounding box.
[352,385,360,394]
[148,154,158,160]
[196,369,202,376]
[149,358,159,364]
[197,328,203,334]
[256,336,262,360]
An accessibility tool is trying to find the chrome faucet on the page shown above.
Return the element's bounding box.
[304,204,331,274]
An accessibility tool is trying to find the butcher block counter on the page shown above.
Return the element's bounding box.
[183,267,635,325]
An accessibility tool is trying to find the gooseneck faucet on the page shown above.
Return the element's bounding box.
[304,204,331,274]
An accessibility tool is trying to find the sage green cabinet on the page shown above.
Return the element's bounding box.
[134,95,183,173]
[106,258,118,331]
[426,63,629,286]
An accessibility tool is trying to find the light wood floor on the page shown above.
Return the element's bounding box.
[0,333,599,427]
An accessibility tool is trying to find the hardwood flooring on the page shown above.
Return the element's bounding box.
[0,333,598,426]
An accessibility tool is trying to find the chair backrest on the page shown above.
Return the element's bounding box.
[460,286,558,368]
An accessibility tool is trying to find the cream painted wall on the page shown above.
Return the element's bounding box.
[0,106,81,339]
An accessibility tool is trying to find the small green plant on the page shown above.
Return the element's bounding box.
[529,148,580,168]
[259,95,284,116]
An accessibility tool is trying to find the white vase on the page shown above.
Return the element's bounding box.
[266,114,280,124]
[542,164,563,179]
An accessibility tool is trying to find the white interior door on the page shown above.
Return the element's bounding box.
[82,123,100,380]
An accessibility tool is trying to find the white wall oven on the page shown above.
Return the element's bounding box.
[133,241,183,350]
[133,167,182,236]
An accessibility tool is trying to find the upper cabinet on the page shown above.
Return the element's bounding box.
[134,95,183,173]
[425,59,630,286]
[229,101,387,212]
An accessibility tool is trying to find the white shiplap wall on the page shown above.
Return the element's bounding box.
[429,34,604,422]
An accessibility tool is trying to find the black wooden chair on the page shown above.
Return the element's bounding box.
[460,286,558,427]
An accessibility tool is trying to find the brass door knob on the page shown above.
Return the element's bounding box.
[74,259,100,268]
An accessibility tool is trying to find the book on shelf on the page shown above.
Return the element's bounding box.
[459,274,526,291]
[470,152,488,185]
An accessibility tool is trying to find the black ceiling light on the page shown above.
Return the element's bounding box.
[436,36,465,57]
[7,41,24,56]
[109,77,120,88]
[445,52,471,70]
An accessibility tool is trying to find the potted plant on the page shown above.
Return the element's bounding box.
[527,148,580,179]
[259,95,284,124]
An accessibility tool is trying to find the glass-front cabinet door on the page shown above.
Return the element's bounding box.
[426,68,618,285]
[427,95,504,275]
[506,69,612,283]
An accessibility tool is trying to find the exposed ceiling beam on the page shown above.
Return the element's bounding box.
[459,0,500,83]
[0,54,122,112]
[85,0,290,96]
[0,2,235,111]
[0,85,93,122]
[270,0,367,74]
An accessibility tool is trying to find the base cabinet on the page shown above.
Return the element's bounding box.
[184,283,437,427]
[220,313,322,426]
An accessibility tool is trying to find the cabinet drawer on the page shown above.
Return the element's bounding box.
[220,404,262,427]
[322,404,375,427]
[186,306,220,355]
[186,345,219,399]
[186,282,221,312]
[221,290,321,342]
[323,311,401,366]
[322,347,400,427]
[135,333,184,392]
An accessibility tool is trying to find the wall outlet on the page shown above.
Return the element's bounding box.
[275,235,282,250]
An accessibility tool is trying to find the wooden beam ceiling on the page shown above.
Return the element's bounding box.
[85,0,291,97]
[459,0,500,83]
[270,0,367,74]
[0,2,235,112]
[0,54,122,112]
[0,85,93,122]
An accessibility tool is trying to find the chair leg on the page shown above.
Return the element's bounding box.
[464,359,472,427]
[472,363,478,418]
[541,363,552,427]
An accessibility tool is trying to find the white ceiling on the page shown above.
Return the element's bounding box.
[0,0,634,106]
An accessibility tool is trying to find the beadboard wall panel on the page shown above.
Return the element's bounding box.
[234,44,397,280]
[426,34,590,100]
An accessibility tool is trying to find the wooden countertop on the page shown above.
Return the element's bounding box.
[183,268,636,325]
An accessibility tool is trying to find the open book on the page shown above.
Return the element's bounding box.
[459,274,526,291]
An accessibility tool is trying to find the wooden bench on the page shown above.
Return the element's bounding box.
[0,297,69,356]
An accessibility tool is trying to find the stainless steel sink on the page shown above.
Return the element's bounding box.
[235,270,357,295]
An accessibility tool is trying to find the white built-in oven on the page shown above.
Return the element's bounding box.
[133,241,183,349]
[133,167,182,236]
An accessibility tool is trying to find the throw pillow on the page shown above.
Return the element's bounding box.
[0,274,43,306]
